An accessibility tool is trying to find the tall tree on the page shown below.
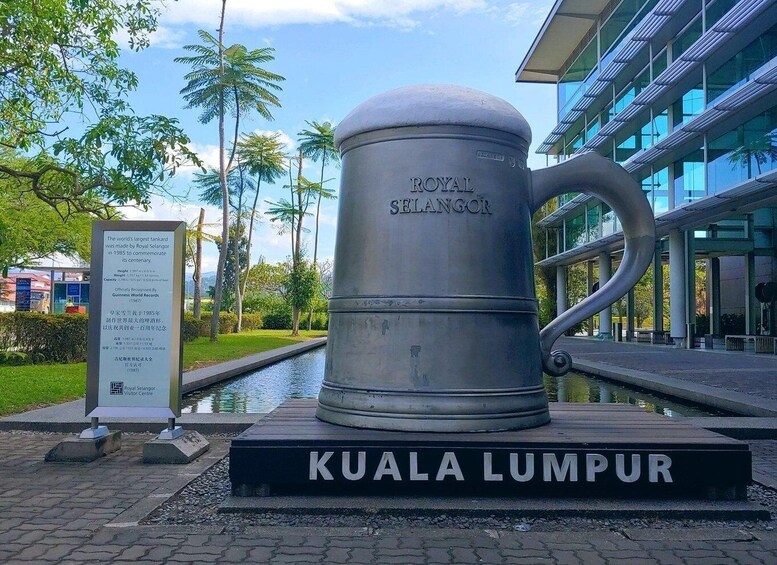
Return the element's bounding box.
[264,150,318,335]
[298,121,338,330]
[184,209,218,319]
[236,132,287,299]
[176,4,284,340]
[297,121,339,269]
[0,0,198,271]
[196,165,256,331]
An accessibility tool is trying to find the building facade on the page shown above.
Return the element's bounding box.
[517,0,777,344]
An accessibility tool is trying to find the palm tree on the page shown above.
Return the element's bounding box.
[236,132,286,299]
[176,2,284,340]
[298,121,339,270]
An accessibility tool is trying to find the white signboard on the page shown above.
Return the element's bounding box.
[86,222,185,419]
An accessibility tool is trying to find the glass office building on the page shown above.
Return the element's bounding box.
[517,0,777,344]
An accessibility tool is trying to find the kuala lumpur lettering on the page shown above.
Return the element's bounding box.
[308,450,673,484]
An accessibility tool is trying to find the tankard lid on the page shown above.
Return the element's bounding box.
[335,84,531,147]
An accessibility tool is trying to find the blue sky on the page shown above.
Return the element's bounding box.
[117,0,555,272]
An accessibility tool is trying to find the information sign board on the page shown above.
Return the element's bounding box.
[14,278,31,311]
[85,221,185,419]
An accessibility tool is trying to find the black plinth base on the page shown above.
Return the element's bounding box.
[229,400,752,500]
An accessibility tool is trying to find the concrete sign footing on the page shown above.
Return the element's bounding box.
[45,431,122,462]
[143,430,209,464]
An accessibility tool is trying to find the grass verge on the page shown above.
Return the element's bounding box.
[0,329,326,416]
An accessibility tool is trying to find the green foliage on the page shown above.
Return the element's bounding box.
[0,164,93,267]
[262,302,293,330]
[310,312,329,331]
[286,261,318,311]
[0,312,87,363]
[0,0,199,225]
[695,314,710,336]
[241,313,263,330]
[182,313,208,342]
[202,311,238,334]
[721,313,746,335]
[176,30,285,125]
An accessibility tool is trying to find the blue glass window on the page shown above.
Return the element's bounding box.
[674,149,705,206]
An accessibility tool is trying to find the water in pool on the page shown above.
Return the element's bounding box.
[182,346,727,417]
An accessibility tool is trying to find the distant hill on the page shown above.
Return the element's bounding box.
[185,271,217,297]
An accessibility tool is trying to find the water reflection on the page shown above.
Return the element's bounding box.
[183,348,326,414]
[182,347,724,417]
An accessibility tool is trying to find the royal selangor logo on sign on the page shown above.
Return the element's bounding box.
[389,176,493,216]
[308,450,673,484]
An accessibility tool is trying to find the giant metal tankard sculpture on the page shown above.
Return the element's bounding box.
[316,85,655,432]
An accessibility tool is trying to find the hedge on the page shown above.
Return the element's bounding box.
[241,313,263,330]
[0,312,88,363]
[198,312,239,336]
[182,313,208,342]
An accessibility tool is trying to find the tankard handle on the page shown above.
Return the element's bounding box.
[530,153,656,376]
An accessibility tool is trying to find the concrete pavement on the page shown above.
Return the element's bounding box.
[2,337,777,562]
[1,432,777,564]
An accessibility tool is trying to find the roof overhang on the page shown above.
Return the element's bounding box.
[515,0,610,83]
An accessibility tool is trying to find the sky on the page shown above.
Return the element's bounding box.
[116,0,556,273]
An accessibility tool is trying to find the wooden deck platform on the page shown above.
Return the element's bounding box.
[229,399,751,500]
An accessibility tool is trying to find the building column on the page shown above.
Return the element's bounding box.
[587,260,594,336]
[710,257,721,336]
[626,288,635,340]
[653,243,664,333]
[598,253,611,337]
[745,252,757,334]
[669,230,687,347]
[556,265,567,317]
[685,230,696,349]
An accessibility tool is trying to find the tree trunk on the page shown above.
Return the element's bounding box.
[307,157,326,331]
[210,0,229,342]
[193,207,205,319]
[234,198,243,333]
[241,169,262,299]
[294,148,304,265]
[292,307,300,336]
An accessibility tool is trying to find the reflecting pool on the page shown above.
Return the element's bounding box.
[182,346,727,417]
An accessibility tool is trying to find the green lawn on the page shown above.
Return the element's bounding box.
[0,329,326,417]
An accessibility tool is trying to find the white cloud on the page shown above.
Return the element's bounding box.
[504,2,529,23]
[160,0,489,30]
[150,25,186,49]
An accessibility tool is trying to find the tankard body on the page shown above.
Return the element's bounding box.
[317,85,655,432]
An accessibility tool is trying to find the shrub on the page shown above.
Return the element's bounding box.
[0,312,88,363]
[721,313,746,335]
[262,304,293,330]
[182,313,208,342]
[200,312,239,335]
[0,351,30,365]
[241,313,263,330]
[695,314,710,336]
[310,312,328,331]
